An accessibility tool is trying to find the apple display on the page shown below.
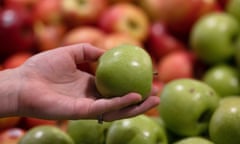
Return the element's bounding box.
[173,136,214,144]
[0,128,25,144]
[61,26,105,47]
[34,22,66,51]
[202,64,240,97]
[67,119,111,144]
[158,78,220,136]
[3,52,32,69]
[106,114,168,144]
[209,96,240,144]
[98,3,150,42]
[146,21,186,61]
[95,44,153,100]
[18,125,74,144]
[190,12,240,64]
[99,33,142,51]
[33,0,62,25]
[0,4,35,60]
[61,0,108,26]
[136,0,220,39]
[0,117,21,131]
[156,50,194,83]
[226,0,240,23]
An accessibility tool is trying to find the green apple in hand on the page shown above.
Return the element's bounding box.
[173,136,214,144]
[209,96,240,144]
[202,64,240,97]
[95,44,153,100]
[190,12,240,64]
[66,119,111,144]
[158,78,220,136]
[106,114,168,144]
[18,125,74,144]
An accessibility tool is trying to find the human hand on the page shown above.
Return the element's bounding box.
[10,43,159,121]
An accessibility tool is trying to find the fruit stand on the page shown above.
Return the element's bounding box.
[0,0,240,144]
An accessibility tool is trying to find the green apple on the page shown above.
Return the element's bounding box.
[202,64,240,97]
[158,78,220,136]
[66,119,111,144]
[106,114,168,144]
[226,0,240,23]
[234,35,240,69]
[209,96,240,144]
[95,44,153,100]
[18,125,74,144]
[173,136,214,144]
[190,12,240,64]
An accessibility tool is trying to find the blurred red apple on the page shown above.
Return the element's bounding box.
[23,117,57,129]
[5,0,37,11]
[157,50,194,83]
[62,26,105,47]
[98,3,150,42]
[146,21,186,61]
[33,0,62,25]
[34,22,66,51]
[0,4,35,60]
[0,117,21,131]
[0,128,25,144]
[61,0,108,27]
[3,52,32,69]
[138,0,220,39]
[100,33,142,50]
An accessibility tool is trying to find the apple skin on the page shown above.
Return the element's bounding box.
[136,0,220,39]
[62,26,105,47]
[22,117,57,129]
[0,128,25,144]
[66,119,111,144]
[61,0,108,26]
[0,117,21,131]
[146,21,186,61]
[98,3,150,42]
[190,12,240,64]
[0,4,35,59]
[209,96,240,144]
[173,136,214,144]
[226,0,240,23]
[18,125,74,144]
[158,78,220,136]
[3,52,32,69]
[95,44,153,100]
[106,114,168,144]
[33,0,62,25]
[202,64,240,97]
[156,50,194,83]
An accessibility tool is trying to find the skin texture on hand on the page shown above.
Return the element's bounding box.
[0,43,159,121]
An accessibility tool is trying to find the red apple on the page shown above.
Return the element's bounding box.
[61,0,108,27]
[0,128,25,144]
[34,22,66,51]
[146,21,186,61]
[62,26,105,47]
[137,0,220,39]
[98,3,150,42]
[3,52,32,69]
[23,117,57,129]
[0,117,21,131]
[0,4,35,60]
[5,0,37,11]
[33,0,62,25]
[157,50,194,83]
[100,33,142,50]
